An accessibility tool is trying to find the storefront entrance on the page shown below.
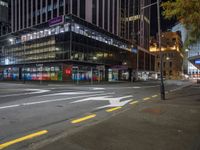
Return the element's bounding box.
[71,65,105,83]
[108,66,130,82]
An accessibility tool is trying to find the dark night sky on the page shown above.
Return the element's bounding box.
[150,0,177,36]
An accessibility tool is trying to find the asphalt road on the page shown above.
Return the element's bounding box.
[0,80,192,150]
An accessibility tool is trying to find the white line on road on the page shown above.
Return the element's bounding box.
[0,92,115,110]
[39,91,104,97]
[0,104,20,109]
[0,89,50,98]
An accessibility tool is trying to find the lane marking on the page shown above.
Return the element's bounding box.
[0,130,48,150]
[92,88,105,90]
[0,93,115,110]
[0,105,20,109]
[152,95,158,98]
[71,114,96,124]
[106,107,122,112]
[0,89,50,98]
[40,91,104,97]
[143,97,151,101]
[130,101,139,105]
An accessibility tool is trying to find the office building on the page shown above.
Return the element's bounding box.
[11,0,121,36]
[0,0,10,36]
[121,0,154,80]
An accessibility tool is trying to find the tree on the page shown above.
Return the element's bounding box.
[162,0,200,46]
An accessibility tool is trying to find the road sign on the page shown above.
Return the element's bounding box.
[131,48,138,54]
[195,59,200,64]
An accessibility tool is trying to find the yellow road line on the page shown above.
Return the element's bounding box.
[143,97,151,101]
[106,107,122,112]
[130,101,139,105]
[152,95,158,98]
[71,114,96,124]
[0,130,48,150]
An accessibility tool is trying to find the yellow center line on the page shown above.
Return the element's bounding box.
[143,97,151,101]
[0,130,48,150]
[106,107,122,112]
[71,114,96,124]
[130,101,139,105]
[152,95,158,98]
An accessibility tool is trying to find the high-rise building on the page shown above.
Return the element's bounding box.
[11,0,121,36]
[0,0,10,36]
[121,0,151,49]
[121,0,154,80]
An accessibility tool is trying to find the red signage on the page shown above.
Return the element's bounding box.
[65,68,71,75]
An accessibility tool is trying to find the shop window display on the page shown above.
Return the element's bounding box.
[21,65,62,81]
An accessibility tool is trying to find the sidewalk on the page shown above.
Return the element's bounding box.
[37,84,200,150]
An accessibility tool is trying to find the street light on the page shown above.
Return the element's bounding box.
[141,0,165,100]
[157,0,165,100]
[8,38,14,43]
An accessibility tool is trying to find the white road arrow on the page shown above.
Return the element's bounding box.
[71,95,133,109]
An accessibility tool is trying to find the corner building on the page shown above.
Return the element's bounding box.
[0,0,154,82]
[150,32,183,80]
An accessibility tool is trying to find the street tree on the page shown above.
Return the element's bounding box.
[162,0,200,46]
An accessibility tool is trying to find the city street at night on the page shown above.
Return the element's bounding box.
[0,0,200,149]
[0,80,199,150]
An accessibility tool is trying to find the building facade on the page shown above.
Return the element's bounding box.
[0,15,138,82]
[150,32,183,79]
[121,0,151,49]
[11,0,121,36]
[0,0,155,82]
[187,41,200,78]
[121,0,154,80]
[172,23,200,79]
[0,0,10,36]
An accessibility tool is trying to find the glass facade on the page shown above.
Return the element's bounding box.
[0,15,135,82]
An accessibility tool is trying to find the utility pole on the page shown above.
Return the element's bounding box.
[157,0,165,100]
[23,42,26,84]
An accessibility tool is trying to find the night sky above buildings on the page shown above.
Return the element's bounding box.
[150,0,177,36]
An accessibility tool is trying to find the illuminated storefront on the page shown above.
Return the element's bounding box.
[0,15,137,82]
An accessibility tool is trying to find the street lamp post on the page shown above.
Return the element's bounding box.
[157,0,165,100]
[23,42,26,84]
[141,0,165,100]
